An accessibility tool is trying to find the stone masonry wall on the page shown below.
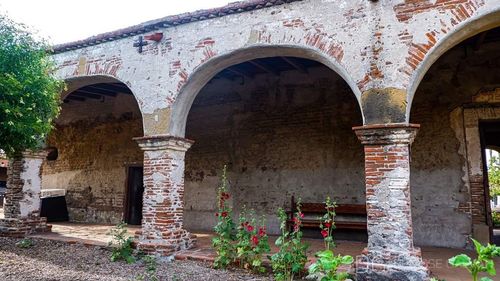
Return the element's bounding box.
[42,94,143,224]
[410,38,500,247]
[184,65,365,234]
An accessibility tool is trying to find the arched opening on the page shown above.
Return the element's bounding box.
[410,25,500,247]
[41,76,144,225]
[181,53,365,240]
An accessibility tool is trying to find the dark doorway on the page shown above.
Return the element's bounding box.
[125,166,144,225]
[479,120,500,245]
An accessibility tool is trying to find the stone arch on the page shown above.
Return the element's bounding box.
[406,8,500,119]
[62,74,145,134]
[168,45,363,137]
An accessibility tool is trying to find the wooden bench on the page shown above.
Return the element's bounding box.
[286,196,367,232]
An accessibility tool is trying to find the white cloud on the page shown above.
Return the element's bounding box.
[0,0,230,44]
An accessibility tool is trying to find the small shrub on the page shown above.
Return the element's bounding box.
[270,201,309,281]
[308,250,353,281]
[108,222,136,264]
[235,210,270,273]
[135,255,159,281]
[308,197,353,281]
[15,238,33,248]
[448,238,500,281]
[212,165,237,269]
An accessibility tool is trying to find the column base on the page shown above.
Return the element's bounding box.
[136,228,196,257]
[355,248,430,281]
[0,216,51,238]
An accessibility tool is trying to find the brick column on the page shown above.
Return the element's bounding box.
[1,151,50,237]
[353,124,429,281]
[134,135,196,257]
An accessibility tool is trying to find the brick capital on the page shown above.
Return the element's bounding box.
[133,135,194,152]
[352,123,420,145]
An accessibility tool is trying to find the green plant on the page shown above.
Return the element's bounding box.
[270,201,309,281]
[108,222,136,264]
[308,250,353,281]
[15,238,33,248]
[0,14,62,158]
[448,238,500,281]
[489,156,500,198]
[135,255,159,281]
[212,165,236,269]
[235,210,271,273]
[319,197,336,250]
[307,197,353,281]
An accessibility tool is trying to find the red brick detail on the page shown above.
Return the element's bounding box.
[395,0,485,81]
[305,32,344,62]
[70,56,122,77]
[394,0,485,23]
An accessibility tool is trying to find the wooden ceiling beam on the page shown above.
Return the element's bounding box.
[65,95,86,102]
[78,87,117,97]
[281,57,308,74]
[248,60,279,76]
[71,91,103,100]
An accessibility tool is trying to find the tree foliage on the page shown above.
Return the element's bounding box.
[489,156,500,198]
[0,14,62,157]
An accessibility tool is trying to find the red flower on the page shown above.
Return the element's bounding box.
[325,222,332,228]
[251,235,259,246]
[215,212,219,217]
[221,192,230,200]
[221,212,228,218]
[321,230,328,238]
[258,227,266,237]
[299,213,304,218]
[246,225,254,232]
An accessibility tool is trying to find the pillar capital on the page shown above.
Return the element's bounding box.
[133,135,194,152]
[352,123,420,145]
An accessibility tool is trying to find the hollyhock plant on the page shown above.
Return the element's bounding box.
[212,166,236,269]
[235,210,270,273]
[307,197,353,281]
[270,200,309,281]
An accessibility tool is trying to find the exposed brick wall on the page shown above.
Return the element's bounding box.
[184,66,364,234]
[42,94,143,224]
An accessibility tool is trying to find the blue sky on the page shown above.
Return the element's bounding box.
[0,1,230,44]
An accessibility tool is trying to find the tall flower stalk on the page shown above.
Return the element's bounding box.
[212,165,236,269]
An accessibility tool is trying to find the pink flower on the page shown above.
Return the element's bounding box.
[325,222,332,228]
[299,213,304,218]
[321,230,328,238]
[247,225,254,232]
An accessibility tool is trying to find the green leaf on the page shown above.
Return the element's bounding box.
[449,254,472,267]
[480,277,493,281]
[341,255,354,265]
[472,238,483,254]
[486,259,496,276]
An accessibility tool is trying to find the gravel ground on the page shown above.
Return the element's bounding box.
[0,237,273,281]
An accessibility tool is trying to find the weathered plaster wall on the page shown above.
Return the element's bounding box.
[42,94,143,224]
[184,65,364,234]
[50,0,500,131]
[410,39,500,248]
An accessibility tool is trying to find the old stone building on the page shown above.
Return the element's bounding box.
[1,0,500,279]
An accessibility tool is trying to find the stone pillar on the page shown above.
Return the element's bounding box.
[353,124,429,281]
[134,135,196,257]
[1,151,50,237]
